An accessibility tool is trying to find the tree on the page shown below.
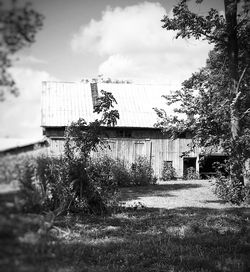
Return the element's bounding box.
[64,90,119,214]
[0,0,44,100]
[155,0,250,197]
[81,75,132,84]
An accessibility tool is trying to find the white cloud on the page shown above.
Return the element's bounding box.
[71,1,212,85]
[0,67,56,138]
[17,55,47,65]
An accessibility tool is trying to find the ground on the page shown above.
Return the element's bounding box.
[119,180,235,209]
[0,180,250,272]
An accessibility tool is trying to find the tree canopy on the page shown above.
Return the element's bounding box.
[155,0,250,188]
[0,0,44,100]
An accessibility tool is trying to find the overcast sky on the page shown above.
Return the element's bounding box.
[0,0,224,139]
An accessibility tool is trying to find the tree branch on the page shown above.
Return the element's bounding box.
[236,65,248,94]
[231,66,248,108]
[240,108,250,120]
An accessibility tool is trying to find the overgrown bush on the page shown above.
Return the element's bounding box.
[16,155,43,212]
[184,167,200,180]
[161,161,176,181]
[0,154,28,184]
[9,153,157,213]
[10,154,72,213]
[87,155,119,208]
[36,155,72,213]
[89,155,156,188]
[130,156,157,186]
[212,174,250,205]
[0,156,14,184]
[110,158,131,187]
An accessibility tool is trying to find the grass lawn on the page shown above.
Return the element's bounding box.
[0,180,250,272]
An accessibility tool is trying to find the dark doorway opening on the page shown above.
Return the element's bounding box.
[183,157,196,177]
[199,155,228,179]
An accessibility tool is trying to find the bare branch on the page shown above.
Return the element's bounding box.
[240,108,250,120]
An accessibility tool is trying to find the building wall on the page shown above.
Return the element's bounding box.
[47,137,199,178]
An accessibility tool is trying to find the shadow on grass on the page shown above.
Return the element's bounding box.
[57,206,250,272]
[0,180,249,272]
[119,183,202,202]
[2,204,250,272]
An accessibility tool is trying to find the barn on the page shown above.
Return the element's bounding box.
[41,81,224,178]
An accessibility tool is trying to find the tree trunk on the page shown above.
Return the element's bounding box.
[224,0,244,186]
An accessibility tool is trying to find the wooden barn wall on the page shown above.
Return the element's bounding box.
[47,138,65,156]
[47,137,199,178]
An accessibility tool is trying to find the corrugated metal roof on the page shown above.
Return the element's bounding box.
[41,82,173,128]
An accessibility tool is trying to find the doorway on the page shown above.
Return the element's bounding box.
[183,157,197,177]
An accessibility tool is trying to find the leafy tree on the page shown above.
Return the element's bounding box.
[155,0,250,194]
[0,0,44,100]
[81,75,132,84]
[64,90,119,214]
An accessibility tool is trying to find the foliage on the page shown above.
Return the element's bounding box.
[89,155,156,188]
[87,155,119,208]
[130,156,157,186]
[184,166,200,180]
[161,161,176,181]
[3,154,71,213]
[62,91,120,214]
[0,0,44,100]
[64,90,119,159]
[0,91,121,214]
[35,155,73,213]
[155,0,250,197]
[212,174,250,205]
[60,90,120,215]
[111,158,132,187]
[81,74,132,84]
[16,155,43,212]
[0,154,21,184]
[1,153,155,213]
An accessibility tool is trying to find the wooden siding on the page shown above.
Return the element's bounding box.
[47,137,199,178]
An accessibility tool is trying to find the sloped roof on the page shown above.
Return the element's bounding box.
[0,137,46,152]
[41,82,173,128]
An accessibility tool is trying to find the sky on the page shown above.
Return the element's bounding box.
[0,0,224,139]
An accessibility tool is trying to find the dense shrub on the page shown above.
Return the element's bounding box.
[130,156,157,186]
[0,154,28,184]
[6,152,156,213]
[9,154,72,213]
[36,155,72,213]
[212,174,250,205]
[87,155,119,208]
[131,156,157,186]
[0,155,14,184]
[16,155,43,212]
[89,155,156,187]
[0,154,44,211]
[184,167,200,180]
[161,161,176,181]
[109,158,131,187]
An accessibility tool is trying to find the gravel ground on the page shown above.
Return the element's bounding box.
[119,179,243,209]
